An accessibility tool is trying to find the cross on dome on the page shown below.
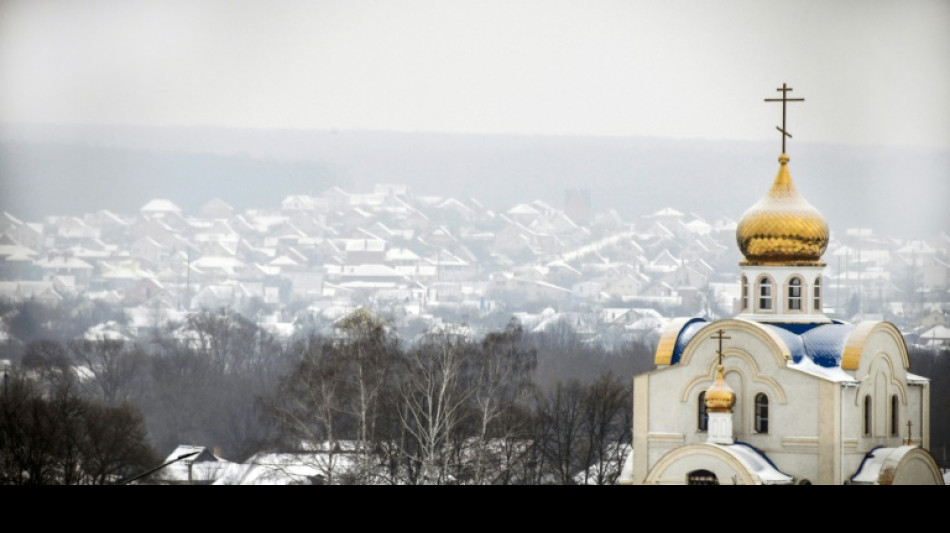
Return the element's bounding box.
[765,83,805,154]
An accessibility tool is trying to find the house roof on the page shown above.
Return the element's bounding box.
[507,204,540,216]
[919,325,950,340]
[386,247,421,262]
[140,199,183,213]
[154,445,232,484]
[270,255,300,267]
[345,239,386,253]
[648,207,685,218]
[36,256,93,270]
[340,264,406,278]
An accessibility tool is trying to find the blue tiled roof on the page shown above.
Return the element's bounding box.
[670,317,708,365]
[667,318,855,369]
[763,322,855,368]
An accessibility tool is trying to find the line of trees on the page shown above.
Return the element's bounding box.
[268,310,638,484]
[0,374,156,485]
[0,298,656,484]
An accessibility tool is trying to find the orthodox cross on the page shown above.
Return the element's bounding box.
[765,83,805,154]
[711,329,731,366]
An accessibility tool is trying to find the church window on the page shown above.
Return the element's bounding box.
[741,275,749,311]
[754,393,769,433]
[788,277,803,311]
[890,395,899,437]
[863,395,872,436]
[757,277,773,311]
[813,277,822,311]
[698,391,708,432]
[687,470,719,485]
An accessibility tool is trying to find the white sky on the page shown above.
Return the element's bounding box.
[1,0,948,148]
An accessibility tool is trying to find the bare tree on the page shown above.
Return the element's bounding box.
[0,371,156,485]
[270,333,347,484]
[469,321,536,484]
[331,309,401,483]
[536,379,585,484]
[69,338,146,405]
[399,325,472,484]
[578,372,630,485]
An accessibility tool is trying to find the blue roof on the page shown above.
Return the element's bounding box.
[668,318,854,369]
[669,318,708,365]
[763,322,854,368]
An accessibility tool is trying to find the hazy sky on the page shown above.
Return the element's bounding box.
[1,0,948,148]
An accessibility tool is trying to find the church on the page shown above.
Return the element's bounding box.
[618,85,945,485]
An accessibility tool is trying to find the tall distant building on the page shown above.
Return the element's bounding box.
[618,87,944,485]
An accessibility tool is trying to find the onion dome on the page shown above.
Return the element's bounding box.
[705,365,736,414]
[736,154,829,266]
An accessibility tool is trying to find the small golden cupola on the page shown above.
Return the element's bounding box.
[705,365,736,414]
[735,153,829,266]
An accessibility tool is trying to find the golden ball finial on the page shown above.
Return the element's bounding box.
[735,154,829,266]
[705,365,736,413]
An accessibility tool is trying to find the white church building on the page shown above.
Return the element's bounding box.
[618,99,944,484]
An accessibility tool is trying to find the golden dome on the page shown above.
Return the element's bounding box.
[736,154,828,266]
[705,365,736,414]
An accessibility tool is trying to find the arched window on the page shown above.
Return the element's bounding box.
[687,470,719,485]
[698,391,708,432]
[754,393,769,433]
[813,277,822,312]
[863,395,872,436]
[741,275,749,311]
[788,277,803,311]
[758,277,773,311]
[890,395,899,437]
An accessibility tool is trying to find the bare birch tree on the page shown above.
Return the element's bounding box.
[399,324,472,484]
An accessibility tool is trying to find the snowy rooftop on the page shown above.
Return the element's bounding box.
[507,204,540,216]
[344,239,386,252]
[214,452,358,485]
[140,199,182,213]
[720,443,794,485]
[850,446,917,485]
[919,325,950,341]
[666,318,865,372]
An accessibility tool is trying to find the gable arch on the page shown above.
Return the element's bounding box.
[842,321,909,371]
[645,444,759,485]
[853,351,908,407]
[889,448,945,485]
[680,349,788,405]
[679,319,791,368]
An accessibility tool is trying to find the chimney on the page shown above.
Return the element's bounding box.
[213,446,223,459]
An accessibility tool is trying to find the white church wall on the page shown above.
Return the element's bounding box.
[642,323,831,483]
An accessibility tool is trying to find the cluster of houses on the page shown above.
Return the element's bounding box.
[0,184,947,345]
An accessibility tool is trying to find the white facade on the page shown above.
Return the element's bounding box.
[622,317,941,485]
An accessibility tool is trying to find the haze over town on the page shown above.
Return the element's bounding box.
[0,1,947,484]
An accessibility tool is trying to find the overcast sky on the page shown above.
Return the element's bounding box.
[1,0,948,148]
